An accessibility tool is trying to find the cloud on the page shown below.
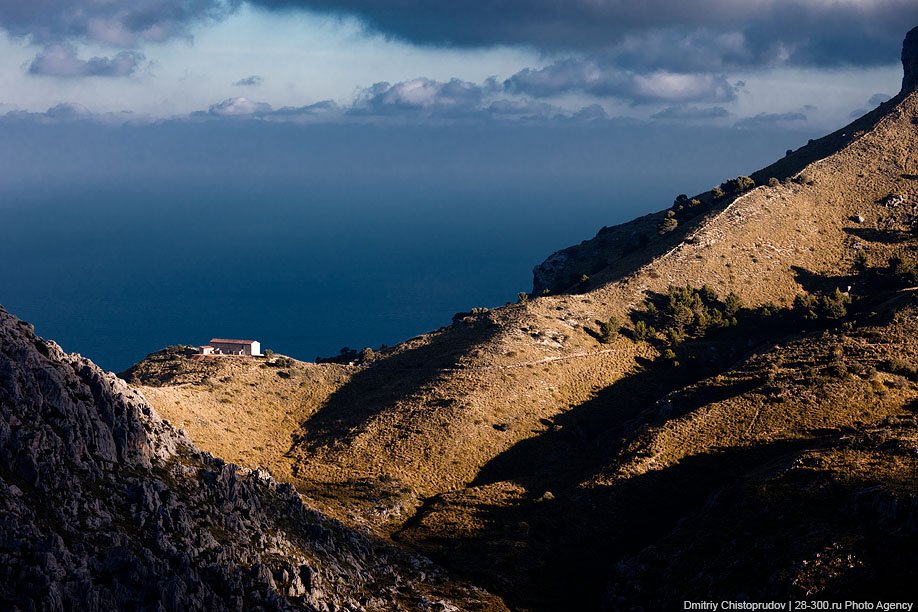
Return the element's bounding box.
[207,97,273,117]
[349,77,497,116]
[188,78,598,123]
[652,106,731,121]
[248,1,918,68]
[572,104,607,121]
[505,60,739,104]
[734,111,807,129]
[234,75,264,87]
[0,0,242,47]
[186,98,341,122]
[28,44,144,78]
[0,102,142,125]
[868,92,892,105]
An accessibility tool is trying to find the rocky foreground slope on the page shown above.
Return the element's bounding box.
[0,307,499,610]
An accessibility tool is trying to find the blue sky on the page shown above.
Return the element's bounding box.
[0,2,914,129]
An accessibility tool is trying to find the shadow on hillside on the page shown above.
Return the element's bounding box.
[410,429,918,609]
[470,358,764,493]
[406,438,816,608]
[294,318,501,451]
[844,227,915,244]
[792,266,856,294]
[407,272,918,608]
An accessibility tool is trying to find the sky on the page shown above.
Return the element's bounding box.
[0,1,915,129]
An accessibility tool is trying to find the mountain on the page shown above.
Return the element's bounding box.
[0,306,501,610]
[16,26,918,612]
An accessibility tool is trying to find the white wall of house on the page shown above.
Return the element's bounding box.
[210,340,261,356]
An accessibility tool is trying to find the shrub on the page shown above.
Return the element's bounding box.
[827,361,848,378]
[517,292,530,303]
[658,217,679,235]
[794,289,850,321]
[633,320,656,342]
[883,357,918,380]
[598,317,619,343]
[768,177,780,187]
[634,284,739,346]
[820,288,851,320]
[721,176,755,194]
[724,292,743,317]
[890,256,917,285]
[712,186,726,200]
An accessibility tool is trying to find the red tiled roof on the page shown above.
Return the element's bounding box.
[209,338,257,345]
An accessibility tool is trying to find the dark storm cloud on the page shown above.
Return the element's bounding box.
[28,44,145,78]
[0,0,241,47]
[248,0,918,68]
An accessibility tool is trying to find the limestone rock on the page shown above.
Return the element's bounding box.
[0,305,490,610]
[903,26,918,93]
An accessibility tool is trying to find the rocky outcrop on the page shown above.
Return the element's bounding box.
[903,26,918,93]
[0,306,492,610]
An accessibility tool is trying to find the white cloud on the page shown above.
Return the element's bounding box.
[207,97,273,116]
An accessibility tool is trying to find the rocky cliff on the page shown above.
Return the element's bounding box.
[0,306,496,610]
[903,26,918,93]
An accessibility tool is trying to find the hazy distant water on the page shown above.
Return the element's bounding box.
[0,121,819,371]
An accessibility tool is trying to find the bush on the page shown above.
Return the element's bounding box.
[890,256,917,285]
[724,292,743,317]
[598,317,619,343]
[517,292,530,303]
[883,357,918,380]
[768,177,780,187]
[633,320,656,342]
[633,284,740,346]
[794,289,850,321]
[721,176,755,194]
[821,288,851,320]
[658,217,679,235]
[712,186,726,200]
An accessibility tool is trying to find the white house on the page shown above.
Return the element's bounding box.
[207,338,262,356]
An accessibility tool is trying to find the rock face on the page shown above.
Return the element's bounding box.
[0,306,489,610]
[903,26,918,93]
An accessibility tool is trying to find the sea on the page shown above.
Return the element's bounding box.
[0,120,817,372]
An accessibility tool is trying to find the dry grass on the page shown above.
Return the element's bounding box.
[130,90,918,608]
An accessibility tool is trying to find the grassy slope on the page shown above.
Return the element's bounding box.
[129,90,918,608]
